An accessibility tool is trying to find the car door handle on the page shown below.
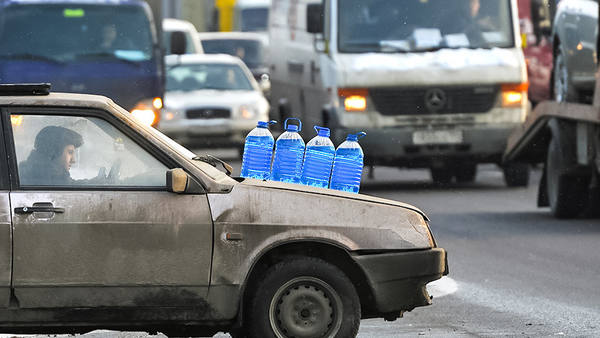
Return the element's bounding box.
[14,205,65,214]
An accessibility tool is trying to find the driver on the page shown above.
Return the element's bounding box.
[19,126,113,185]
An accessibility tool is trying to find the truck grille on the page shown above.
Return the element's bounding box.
[370,86,499,115]
[186,108,231,119]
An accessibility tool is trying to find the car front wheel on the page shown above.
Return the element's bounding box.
[245,256,360,338]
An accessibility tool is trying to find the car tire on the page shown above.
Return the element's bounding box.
[546,136,589,218]
[454,163,477,183]
[503,163,530,187]
[431,168,453,185]
[553,46,579,103]
[244,256,360,338]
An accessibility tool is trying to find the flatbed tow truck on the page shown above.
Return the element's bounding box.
[504,5,600,218]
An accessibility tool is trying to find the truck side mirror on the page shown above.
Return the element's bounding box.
[170,31,187,55]
[306,3,324,34]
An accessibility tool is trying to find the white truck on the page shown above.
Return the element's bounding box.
[269,0,530,185]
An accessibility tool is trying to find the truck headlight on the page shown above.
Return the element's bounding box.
[131,97,162,127]
[501,83,528,108]
[339,88,368,112]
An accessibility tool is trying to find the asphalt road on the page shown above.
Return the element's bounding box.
[2,153,599,337]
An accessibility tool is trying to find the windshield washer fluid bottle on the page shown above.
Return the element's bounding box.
[330,132,367,194]
[271,118,305,184]
[301,126,335,188]
[240,120,276,180]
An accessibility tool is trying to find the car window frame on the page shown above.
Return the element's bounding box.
[0,110,9,191]
[1,107,186,192]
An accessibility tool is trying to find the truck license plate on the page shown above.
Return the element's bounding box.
[412,130,463,145]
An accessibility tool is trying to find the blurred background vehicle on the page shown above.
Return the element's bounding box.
[197,31,270,84]
[159,54,270,153]
[0,0,164,126]
[518,0,554,106]
[213,0,271,33]
[270,0,529,186]
[551,0,598,103]
[163,18,203,54]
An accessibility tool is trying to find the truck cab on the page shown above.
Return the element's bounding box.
[269,0,529,186]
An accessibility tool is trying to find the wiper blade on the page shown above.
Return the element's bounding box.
[71,52,141,66]
[0,53,63,64]
[192,154,233,176]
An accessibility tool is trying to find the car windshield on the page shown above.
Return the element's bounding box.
[200,39,264,69]
[0,4,153,62]
[166,63,254,91]
[338,0,514,53]
[240,8,269,32]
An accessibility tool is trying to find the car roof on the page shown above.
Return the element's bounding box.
[163,18,198,32]
[197,31,267,42]
[165,53,245,66]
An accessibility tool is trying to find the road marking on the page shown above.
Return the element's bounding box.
[426,276,457,298]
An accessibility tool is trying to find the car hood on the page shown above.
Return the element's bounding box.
[206,178,433,251]
[165,90,262,110]
[333,47,525,87]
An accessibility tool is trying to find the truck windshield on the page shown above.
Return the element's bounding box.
[240,8,269,32]
[338,0,514,53]
[0,4,154,62]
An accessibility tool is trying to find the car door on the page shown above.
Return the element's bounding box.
[0,115,11,308]
[4,109,213,311]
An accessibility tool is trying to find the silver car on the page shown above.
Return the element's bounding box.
[159,54,270,150]
[0,84,447,338]
[552,0,598,103]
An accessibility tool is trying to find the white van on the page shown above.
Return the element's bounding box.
[269,0,530,186]
[233,0,271,32]
[163,18,203,55]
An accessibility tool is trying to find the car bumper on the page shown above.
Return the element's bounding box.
[352,248,448,315]
[159,119,256,147]
[334,124,517,167]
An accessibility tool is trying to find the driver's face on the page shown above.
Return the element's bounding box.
[60,144,76,171]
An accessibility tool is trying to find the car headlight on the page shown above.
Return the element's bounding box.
[239,105,258,119]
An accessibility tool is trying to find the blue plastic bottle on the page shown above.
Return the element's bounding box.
[330,132,367,194]
[301,126,335,188]
[271,118,305,184]
[240,120,277,180]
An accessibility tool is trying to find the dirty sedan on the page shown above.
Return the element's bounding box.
[0,84,447,338]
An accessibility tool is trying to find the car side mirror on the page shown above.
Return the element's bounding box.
[170,31,187,55]
[306,3,324,34]
[167,168,204,193]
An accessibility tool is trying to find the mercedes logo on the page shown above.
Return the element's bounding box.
[424,88,447,113]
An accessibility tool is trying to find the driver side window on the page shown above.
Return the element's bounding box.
[10,114,168,188]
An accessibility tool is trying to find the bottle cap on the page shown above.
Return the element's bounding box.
[314,125,330,137]
[285,118,302,132]
[347,131,367,142]
[257,120,277,128]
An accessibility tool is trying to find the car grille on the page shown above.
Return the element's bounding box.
[370,86,499,115]
[186,108,231,119]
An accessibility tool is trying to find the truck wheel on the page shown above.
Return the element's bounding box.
[430,168,453,185]
[245,257,360,338]
[546,136,589,218]
[503,163,530,187]
[454,163,477,183]
[553,47,579,103]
